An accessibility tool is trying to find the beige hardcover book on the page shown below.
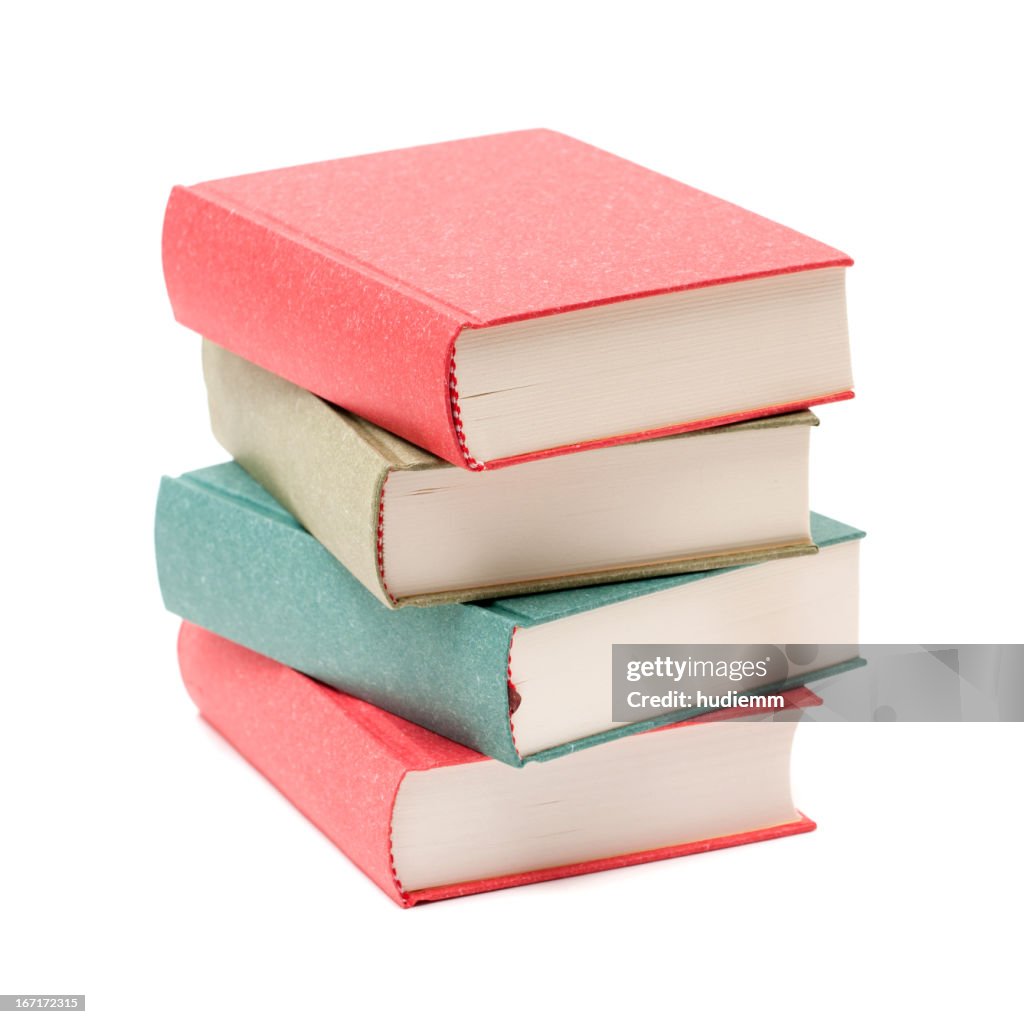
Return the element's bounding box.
[203,340,819,608]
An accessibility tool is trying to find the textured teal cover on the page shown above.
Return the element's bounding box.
[155,462,865,766]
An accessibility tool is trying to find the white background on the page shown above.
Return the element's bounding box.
[2,3,1021,1021]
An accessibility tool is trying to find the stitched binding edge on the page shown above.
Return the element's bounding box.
[375,470,400,607]
[506,626,522,759]
[387,827,412,908]
[448,350,484,471]
[385,773,413,907]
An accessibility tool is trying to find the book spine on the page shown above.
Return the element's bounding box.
[177,623,411,906]
[162,185,470,467]
[202,340,394,606]
[155,471,523,765]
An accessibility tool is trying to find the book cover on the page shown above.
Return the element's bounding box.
[155,461,864,765]
[203,338,819,607]
[179,622,819,907]
[163,129,853,469]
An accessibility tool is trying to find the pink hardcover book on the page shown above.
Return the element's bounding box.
[179,622,819,907]
[163,129,853,469]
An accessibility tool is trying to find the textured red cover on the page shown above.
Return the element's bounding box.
[178,623,817,908]
[162,129,853,469]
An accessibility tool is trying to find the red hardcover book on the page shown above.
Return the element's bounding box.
[178,622,818,907]
[163,129,853,470]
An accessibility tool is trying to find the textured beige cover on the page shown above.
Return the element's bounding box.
[203,340,818,608]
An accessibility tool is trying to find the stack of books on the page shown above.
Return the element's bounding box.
[156,129,862,906]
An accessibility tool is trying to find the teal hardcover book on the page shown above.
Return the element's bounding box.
[155,463,864,766]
